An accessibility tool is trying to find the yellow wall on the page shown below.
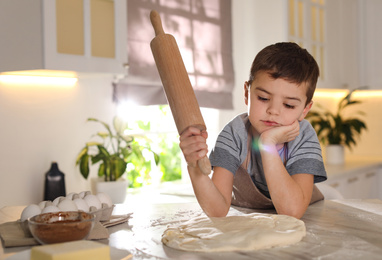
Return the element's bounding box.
[312,90,382,161]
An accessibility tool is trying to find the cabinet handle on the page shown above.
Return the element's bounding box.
[348,177,358,183]
[330,183,339,188]
[366,172,376,178]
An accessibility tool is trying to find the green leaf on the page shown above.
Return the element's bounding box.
[79,154,90,179]
[98,163,106,177]
[110,156,127,180]
[76,147,88,165]
[113,116,129,135]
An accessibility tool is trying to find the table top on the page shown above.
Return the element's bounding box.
[2,198,382,259]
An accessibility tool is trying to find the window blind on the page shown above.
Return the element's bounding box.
[113,0,234,109]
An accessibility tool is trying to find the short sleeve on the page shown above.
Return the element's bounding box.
[209,113,249,175]
[285,120,327,183]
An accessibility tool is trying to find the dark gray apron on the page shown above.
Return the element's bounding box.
[231,136,324,209]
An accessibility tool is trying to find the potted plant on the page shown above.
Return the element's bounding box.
[306,89,367,165]
[76,117,159,203]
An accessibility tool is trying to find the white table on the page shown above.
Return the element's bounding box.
[2,197,382,259]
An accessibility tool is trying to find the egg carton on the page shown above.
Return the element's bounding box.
[89,203,115,222]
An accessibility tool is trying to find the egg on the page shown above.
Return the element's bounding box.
[38,201,51,210]
[66,192,78,200]
[20,204,41,222]
[73,198,89,212]
[52,196,65,206]
[41,205,60,214]
[57,199,78,211]
[79,191,91,199]
[96,192,113,207]
[84,194,102,210]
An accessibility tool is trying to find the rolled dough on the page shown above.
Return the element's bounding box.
[162,213,306,252]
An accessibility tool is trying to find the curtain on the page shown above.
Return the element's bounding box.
[113,0,234,109]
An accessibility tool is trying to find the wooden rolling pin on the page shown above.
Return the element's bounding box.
[150,10,211,175]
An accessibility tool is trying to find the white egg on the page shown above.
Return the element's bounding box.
[84,194,102,210]
[79,191,91,199]
[73,198,89,212]
[58,199,78,212]
[38,201,50,210]
[52,196,65,206]
[41,205,60,214]
[66,192,78,200]
[45,201,54,207]
[20,204,41,221]
[96,192,113,207]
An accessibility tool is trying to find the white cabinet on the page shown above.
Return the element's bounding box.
[324,161,382,199]
[326,0,382,89]
[357,0,382,89]
[0,0,127,74]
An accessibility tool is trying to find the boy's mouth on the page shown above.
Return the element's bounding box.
[262,120,280,127]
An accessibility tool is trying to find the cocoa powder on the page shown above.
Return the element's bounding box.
[30,211,94,244]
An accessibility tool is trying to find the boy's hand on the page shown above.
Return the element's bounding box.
[179,127,208,168]
[259,120,300,146]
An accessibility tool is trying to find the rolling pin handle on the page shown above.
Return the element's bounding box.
[150,10,165,36]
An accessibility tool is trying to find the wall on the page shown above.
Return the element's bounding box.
[219,0,287,129]
[0,75,117,208]
[313,93,382,161]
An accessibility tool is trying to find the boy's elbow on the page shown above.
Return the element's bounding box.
[204,206,230,218]
[277,206,306,219]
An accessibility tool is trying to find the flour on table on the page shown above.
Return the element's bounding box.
[162,213,306,252]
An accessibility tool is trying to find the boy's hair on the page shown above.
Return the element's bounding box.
[248,42,319,105]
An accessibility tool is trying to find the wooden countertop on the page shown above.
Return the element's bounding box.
[3,197,382,259]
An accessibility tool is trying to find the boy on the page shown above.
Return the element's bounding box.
[179,42,327,219]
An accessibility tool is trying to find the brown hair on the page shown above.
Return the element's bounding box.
[248,42,319,105]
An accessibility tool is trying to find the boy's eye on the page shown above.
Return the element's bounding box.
[284,104,295,109]
[257,96,268,101]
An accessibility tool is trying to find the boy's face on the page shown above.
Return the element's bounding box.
[244,71,312,135]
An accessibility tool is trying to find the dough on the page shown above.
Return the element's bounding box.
[162,213,306,252]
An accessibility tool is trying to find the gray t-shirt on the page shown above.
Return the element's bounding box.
[209,113,327,198]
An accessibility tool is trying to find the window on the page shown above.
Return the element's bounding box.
[288,0,326,79]
[117,103,220,187]
[113,0,234,109]
[112,0,232,187]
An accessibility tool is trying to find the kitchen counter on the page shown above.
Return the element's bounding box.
[325,159,382,178]
[2,195,382,259]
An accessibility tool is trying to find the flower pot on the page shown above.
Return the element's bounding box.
[325,145,345,165]
[91,178,128,204]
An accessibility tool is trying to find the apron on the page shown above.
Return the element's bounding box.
[231,135,324,209]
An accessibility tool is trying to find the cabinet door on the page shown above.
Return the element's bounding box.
[43,0,127,74]
[326,178,349,198]
[359,0,382,89]
[360,171,380,199]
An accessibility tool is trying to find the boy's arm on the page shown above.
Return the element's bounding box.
[180,127,233,217]
[259,121,313,219]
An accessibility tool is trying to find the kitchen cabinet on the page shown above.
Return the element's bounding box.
[0,0,127,74]
[324,160,382,199]
[325,0,382,89]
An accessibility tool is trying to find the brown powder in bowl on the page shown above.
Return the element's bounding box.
[29,211,95,244]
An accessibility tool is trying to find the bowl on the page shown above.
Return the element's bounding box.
[28,211,95,244]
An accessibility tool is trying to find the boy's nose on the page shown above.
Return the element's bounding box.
[266,103,280,115]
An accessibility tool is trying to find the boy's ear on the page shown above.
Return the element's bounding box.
[244,81,249,105]
[299,101,313,121]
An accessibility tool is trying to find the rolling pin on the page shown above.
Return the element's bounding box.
[150,10,211,175]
